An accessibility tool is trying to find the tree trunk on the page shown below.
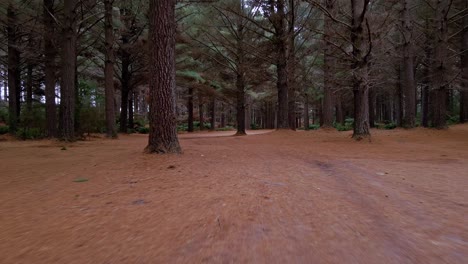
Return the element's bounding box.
[198,93,204,131]
[59,0,77,141]
[304,92,310,130]
[187,87,194,132]
[368,87,375,127]
[351,0,371,140]
[44,0,57,137]
[210,96,215,130]
[401,0,416,128]
[430,0,450,129]
[7,3,20,133]
[335,92,344,125]
[322,0,336,128]
[235,72,246,135]
[422,16,431,127]
[128,89,134,129]
[271,0,289,129]
[287,0,296,130]
[119,45,130,133]
[104,0,116,137]
[26,64,33,111]
[220,102,226,127]
[145,0,181,154]
[395,70,403,126]
[460,0,468,123]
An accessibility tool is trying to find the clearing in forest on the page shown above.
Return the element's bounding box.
[0,125,467,263]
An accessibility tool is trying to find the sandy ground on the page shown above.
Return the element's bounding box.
[0,126,467,263]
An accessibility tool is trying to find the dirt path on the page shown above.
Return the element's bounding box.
[0,126,467,263]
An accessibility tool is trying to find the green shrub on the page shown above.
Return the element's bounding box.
[335,123,353,131]
[137,127,149,134]
[79,107,105,135]
[384,123,397,130]
[308,124,320,130]
[0,125,9,134]
[376,122,397,130]
[344,118,354,125]
[216,126,235,131]
[0,107,8,123]
[250,123,260,130]
[177,123,188,132]
[134,117,148,128]
[447,115,459,125]
[16,127,44,140]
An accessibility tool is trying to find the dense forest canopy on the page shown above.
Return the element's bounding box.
[0,0,466,145]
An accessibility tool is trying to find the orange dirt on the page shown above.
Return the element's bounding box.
[0,126,467,263]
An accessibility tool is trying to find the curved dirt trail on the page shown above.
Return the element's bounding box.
[0,126,467,263]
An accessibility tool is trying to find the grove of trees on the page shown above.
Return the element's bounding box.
[0,0,466,150]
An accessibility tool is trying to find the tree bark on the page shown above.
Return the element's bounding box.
[44,0,57,137]
[430,0,451,129]
[287,0,297,130]
[26,64,33,111]
[210,96,215,130]
[351,0,371,140]
[198,93,204,130]
[119,44,130,133]
[401,0,416,128]
[104,0,116,137]
[422,17,431,127]
[59,0,77,141]
[304,92,310,130]
[335,92,344,125]
[235,14,246,135]
[368,87,375,127]
[7,3,20,133]
[236,71,246,135]
[128,89,134,129]
[145,0,181,154]
[460,0,468,123]
[322,0,336,128]
[271,0,289,129]
[220,102,226,128]
[187,87,194,132]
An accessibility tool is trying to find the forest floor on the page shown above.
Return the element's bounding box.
[0,125,467,263]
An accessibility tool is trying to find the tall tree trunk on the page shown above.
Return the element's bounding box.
[210,96,215,130]
[271,0,289,129]
[59,0,77,140]
[198,93,204,131]
[7,3,20,133]
[235,71,246,135]
[220,102,226,128]
[322,0,335,128]
[187,87,194,132]
[26,64,33,111]
[335,92,344,125]
[395,68,403,126]
[145,0,181,154]
[304,92,310,130]
[422,17,431,127]
[430,0,451,129]
[44,0,57,137]
[128,89,134,129]
[104,0,116,137]
[287,0,297,130]
[351,0,371,140]
[119,46,130,133]
[460,0,468,123]
[368,87,375,127]
[401,0,416,128]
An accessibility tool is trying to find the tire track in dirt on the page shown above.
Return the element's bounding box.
[306,157,466,263]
